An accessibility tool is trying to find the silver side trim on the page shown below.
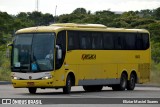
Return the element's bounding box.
[78,78,120,86]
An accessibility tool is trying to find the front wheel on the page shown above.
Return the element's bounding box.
[28,88,37,94]
[63,75,72,94]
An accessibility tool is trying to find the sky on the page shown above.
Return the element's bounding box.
[0,0,160,15]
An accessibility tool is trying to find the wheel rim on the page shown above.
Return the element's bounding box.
[120,74,127,89]
[130,75,135,87]
[122,76,127,88]
[67,78,71,91]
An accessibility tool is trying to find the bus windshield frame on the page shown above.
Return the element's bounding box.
[11,33,55,73]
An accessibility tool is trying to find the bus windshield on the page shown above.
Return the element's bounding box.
[12,33,55,72]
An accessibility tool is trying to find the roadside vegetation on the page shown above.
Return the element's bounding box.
[0,7,160,84]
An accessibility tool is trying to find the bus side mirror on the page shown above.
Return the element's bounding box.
[56,45,62,60]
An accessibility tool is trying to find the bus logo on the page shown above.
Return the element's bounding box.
[29,76,32,80]
[82,54,96,60]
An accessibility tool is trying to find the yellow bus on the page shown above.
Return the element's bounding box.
[10,23,151,94]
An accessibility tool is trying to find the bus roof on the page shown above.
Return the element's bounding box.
[50,23,107,28]
[16,23,149,34]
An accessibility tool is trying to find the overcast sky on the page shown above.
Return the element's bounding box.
[0,0,160,15]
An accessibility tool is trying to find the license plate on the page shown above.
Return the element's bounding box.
[27,82,35,86]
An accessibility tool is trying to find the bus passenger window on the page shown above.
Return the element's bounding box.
[103,33,114,50]
[92,32,103,50]
[79,32,91,50]
[68,31,79,50]
[56,31,66,69]
[68,36,74,50]
[142,33,149,50]
[125,33,136,50]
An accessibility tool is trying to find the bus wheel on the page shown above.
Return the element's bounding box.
[28,88,37,94]
[127,73,136,90]
[63,75,72,94]
[112,73,127,91]
[119,73,127,91]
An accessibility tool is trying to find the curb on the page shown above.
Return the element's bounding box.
[0,81,11,85]
[136,84,160,88]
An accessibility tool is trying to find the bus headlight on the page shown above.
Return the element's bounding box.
[12,76,20,80]
[42,75,52,80]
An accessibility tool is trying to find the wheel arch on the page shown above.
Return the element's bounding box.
[121,70,128,79]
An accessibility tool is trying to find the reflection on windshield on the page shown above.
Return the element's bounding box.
[12,33,55,72]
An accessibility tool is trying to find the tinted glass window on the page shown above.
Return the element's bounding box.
[103,33,114,49]
[68,31,79,50]
[56,31,66,69]
[124,33,136,50]
[136,34,143,50]
[142,33,149,50]
[67,31,149,50]
[136,33,149,50]
[114,33,124,50]
[92,32,103,49]
[79,32,91,49]
[56,31,66,51]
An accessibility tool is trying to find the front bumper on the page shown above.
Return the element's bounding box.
[12,79,54,88]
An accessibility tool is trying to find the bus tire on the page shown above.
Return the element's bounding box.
[127,73,136,90]
[28,88,37,94]
[112,73,127,91]
[63,75,72,94]
[119,73,127,91]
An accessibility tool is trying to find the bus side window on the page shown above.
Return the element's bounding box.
[136,34,143,50]
[115,33,124,50]
[92,32,103,50]
[142,33,149,50]
[79,32,91,50]
[56,31,66,69]
[125,33,136,50]
[68,31,79,50]
[103,33,114,50]
[68,33,74,50]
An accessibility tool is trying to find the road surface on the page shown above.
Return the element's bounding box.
[0,84,160,107]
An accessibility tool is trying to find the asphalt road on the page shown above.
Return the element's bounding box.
[0,84,160,107]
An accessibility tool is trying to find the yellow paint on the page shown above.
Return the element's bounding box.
[12,23,151,88]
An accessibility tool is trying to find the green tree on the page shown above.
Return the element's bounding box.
[72,8,87,14]
[152,42,160,63]
[153,7,160,20]
[138,9,153,18]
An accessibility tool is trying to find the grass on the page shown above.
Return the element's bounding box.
[150,61,160,85]
[0,51,11,81]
